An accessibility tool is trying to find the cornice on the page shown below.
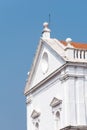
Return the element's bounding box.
[59,73,85,81]
[60,125,87,130]
[25,62,87,96]
[24,63,67,96]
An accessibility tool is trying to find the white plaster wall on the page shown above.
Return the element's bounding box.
[65,48,74,59]
[66,66,86,125]
[26,103,33,130]
[63,78,76,126]
[84,67,87,124]
[27,77,65,130]
[26,65,87,130]
[75,77,86,125]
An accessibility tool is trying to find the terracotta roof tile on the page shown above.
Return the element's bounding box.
[60,41,87,49]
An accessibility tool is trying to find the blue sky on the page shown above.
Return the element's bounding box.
[0,0,87,130]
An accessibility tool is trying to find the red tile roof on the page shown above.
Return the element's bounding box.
[60,41,87,49]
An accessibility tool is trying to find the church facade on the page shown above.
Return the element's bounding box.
[24,22,87,130]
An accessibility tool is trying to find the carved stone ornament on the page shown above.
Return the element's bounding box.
[31,110,40,119]
[50,97,62,107]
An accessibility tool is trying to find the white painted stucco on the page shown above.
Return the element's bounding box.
[26,65,87,130]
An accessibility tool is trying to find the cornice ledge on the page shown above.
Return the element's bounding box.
[25,63,67,95]
[24,61,87,96]
[60,125,87,130]
[59,73,85,81]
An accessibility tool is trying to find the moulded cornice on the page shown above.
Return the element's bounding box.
[59,73,85,81]
[24,61,87,96]
[24,63,67,95]
[60,125,87,130]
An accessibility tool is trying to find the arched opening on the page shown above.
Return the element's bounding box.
[55,111,60,130]
[56,111,60,119]
[35,122,39,130]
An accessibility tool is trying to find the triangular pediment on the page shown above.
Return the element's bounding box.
[31,110,40,119]
[50,97,62,107]
[24,38,66,95]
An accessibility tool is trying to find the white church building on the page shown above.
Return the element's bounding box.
[24,22,87,130]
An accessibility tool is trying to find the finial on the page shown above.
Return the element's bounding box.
[42,22,51,38]
[66,38,72,46]
[66,38,72,43]
[43,22,49,28]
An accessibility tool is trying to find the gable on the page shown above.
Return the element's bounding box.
[24,39,66,95]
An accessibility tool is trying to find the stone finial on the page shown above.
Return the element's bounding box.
[66,38,72,46]
[42,22,51,38]
[66,38,72,47]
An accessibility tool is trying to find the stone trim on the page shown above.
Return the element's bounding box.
[60,125,87,130]
[25,62,87,96]
[59,73,85,81]
[24,63,67,95]
[31,110,40,119]
[26,98,32,104]
[50,97,62,107]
